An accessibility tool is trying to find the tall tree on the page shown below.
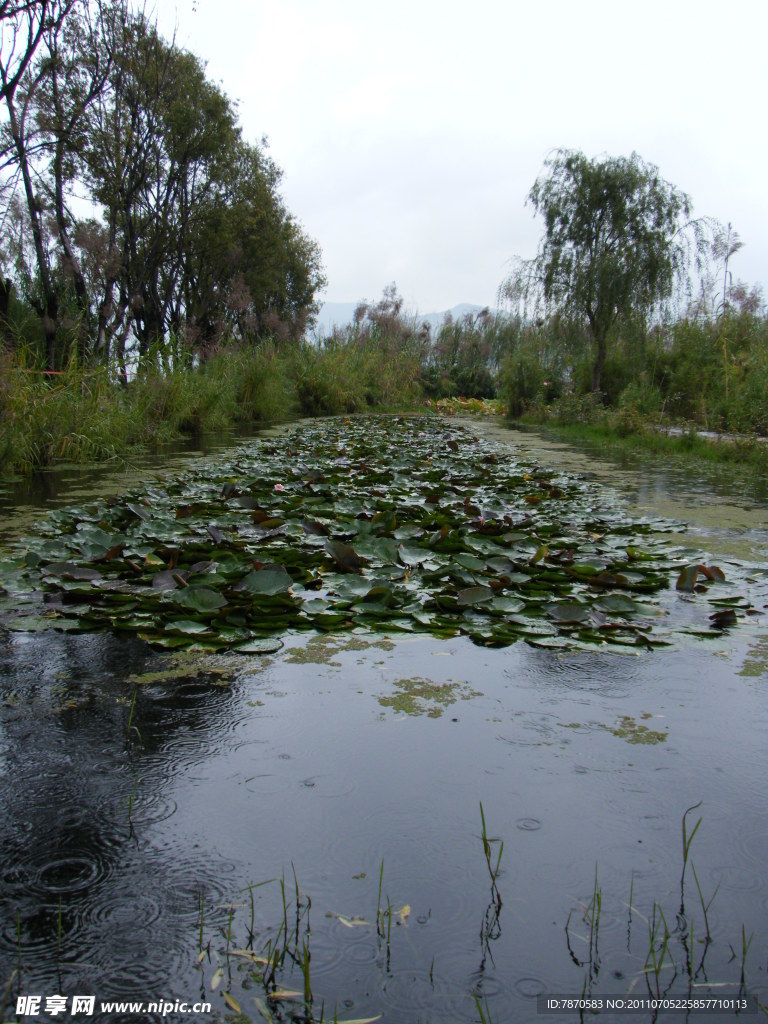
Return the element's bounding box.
[1,0,50,104]
[504,149,710,393]
[2,2,325,369]
[35,0,117,362]
[1,0,80,366]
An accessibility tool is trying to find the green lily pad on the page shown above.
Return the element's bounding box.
[324,539,366,573]
[457,585,494,606]
[173,587,228,613]
[41,562,102,581]
[4,415,760,656]
[165,619,215,635]
[240,569,294,596]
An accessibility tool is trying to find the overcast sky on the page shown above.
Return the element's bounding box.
[154,0,767,315]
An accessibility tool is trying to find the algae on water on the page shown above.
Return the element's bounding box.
[377,676,483,718]
[604,714,668,745]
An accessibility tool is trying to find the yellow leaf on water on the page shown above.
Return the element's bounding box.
[223,992,241,1013]
[231,949,269,963]
[336,914,370,928]
[254,996,275,1023]
[267,989,303,1001]
[210,967,223,990]
[396,904,410,924]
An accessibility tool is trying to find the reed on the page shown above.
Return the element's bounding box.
[126,770,140,820]
[473,990,494,1023]
[300,937,312,1006]
[478,802,503,908]
[0,967,18,1023]
[125,685,142,746]
[587,865,602,976]
[680,801,703,898]
[57,896,63,962]
[198,890,205,956]
[376,859,385,938]
[645,902,674,995]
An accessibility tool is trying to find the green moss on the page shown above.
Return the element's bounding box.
[519,417,768,470]
[604,714,668,745]
[559,713,668,743]
[126,650,231,686]
[377,677,483,718]
[738,637,768,678]
[336,635,395,653]
[283,640,343,666]
[284,633,395,665]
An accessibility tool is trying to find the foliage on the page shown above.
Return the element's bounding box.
[0,322,428,473]
[0,343,297,472]
[291,338,421,417]
[0,1,324,371]
[433,397,505,416]
[504,149,710,393]
[497,294,768,441]
[423,307,497,398]
[647,313,768,433]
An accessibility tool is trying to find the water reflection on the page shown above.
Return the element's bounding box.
[0,430,267,548]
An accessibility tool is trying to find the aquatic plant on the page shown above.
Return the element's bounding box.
[567,808,762,1010]
[479,802,503,908]
[2,416,760,654]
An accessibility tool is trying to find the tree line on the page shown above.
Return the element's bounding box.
[1,0,325,376]
[2,3,766,466]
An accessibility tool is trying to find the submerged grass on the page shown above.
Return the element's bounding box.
[7,807,765,1021]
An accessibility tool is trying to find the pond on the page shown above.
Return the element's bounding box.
[1,416,767,1024]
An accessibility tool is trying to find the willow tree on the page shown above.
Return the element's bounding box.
[505,149,709,393]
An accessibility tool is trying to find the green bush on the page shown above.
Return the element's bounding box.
[292,338,422,417]
[501,350,562,417]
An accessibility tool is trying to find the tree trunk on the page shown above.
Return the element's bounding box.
[0,277,11,323]
[5,86,60,369]
[591,331,607,394]
[54,150,91,363]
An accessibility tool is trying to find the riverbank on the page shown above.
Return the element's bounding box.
[4,344,768,481]
[509,411,768,470]
[0,342,423,474]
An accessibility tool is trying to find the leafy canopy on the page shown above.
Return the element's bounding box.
[505,149,709,391]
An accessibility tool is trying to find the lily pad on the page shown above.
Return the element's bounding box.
[239,569,294,596]
[173,587,227,613]
[4,415,760,654]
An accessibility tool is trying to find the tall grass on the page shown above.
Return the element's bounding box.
[6,291,767,476]
[0,335,424,474]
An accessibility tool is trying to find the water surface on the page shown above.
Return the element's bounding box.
[1,420,766,1023]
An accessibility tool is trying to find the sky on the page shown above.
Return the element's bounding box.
[153,0,768,315]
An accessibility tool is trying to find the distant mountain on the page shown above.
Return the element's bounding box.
[311,301,493,338]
